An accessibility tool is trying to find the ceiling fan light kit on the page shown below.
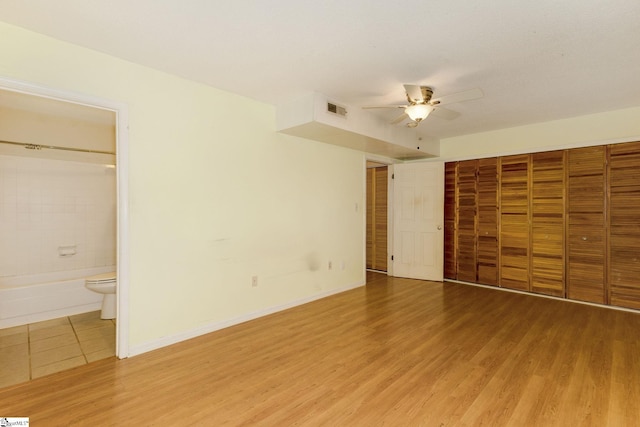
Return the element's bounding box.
[405,104,434,122]
[363,84,483,127]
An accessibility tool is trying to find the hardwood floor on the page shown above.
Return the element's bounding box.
[1,272,639,426]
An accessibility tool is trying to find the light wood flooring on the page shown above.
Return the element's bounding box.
[1,272,639,426]
[0,311,115,388]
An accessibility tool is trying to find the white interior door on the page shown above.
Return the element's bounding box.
[392,162,444,281]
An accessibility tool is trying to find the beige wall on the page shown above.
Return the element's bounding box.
[0,22,365,352]
[440,106,640,160]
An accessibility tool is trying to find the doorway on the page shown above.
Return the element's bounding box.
[0,77,129,367]
[366,161,389,272]
[0,87,121,387]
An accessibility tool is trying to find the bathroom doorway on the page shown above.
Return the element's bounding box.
[0,78,129,387]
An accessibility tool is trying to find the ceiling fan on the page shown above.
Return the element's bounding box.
[363,84,483,127]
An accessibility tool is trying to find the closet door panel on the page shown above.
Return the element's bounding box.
[374,167,388,271]
[567,146,606,303]
[531,221,564,294]
[366,168,374,269]
[444,162,457,279]
[499,155,530,291]
[531,150,565,297]
[456,160,478,282]
[609,141,640,309]
[477,158,498,286]
[501,217,529,290]
[366,166,388,272]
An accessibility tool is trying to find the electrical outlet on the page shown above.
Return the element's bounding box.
[328,261,332,270]
[251,276,258,287]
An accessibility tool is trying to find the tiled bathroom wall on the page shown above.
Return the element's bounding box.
[0,154,116,282]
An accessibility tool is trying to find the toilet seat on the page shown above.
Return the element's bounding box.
[86,272,116,283]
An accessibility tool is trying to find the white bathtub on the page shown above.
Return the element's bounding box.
[0,266,115,329]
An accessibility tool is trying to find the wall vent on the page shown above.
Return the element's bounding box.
[327,102,347,117]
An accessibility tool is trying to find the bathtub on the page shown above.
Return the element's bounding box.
[0,266,115,329]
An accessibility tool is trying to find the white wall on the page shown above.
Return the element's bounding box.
[0,22,365,353]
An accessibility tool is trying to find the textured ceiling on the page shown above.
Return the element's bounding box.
[2,0,640,140]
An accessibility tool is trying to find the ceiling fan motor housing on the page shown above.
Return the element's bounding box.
[420,87,433,104]
[406,86,434,104]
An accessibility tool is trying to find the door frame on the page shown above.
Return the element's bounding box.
[387,163,395,276]
[0,76,131,358]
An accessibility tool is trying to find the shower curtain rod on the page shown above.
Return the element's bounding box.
[0,139,115,155]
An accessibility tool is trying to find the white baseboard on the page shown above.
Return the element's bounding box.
[128,280,365,357]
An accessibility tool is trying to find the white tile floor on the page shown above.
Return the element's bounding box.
[0,311,115,389]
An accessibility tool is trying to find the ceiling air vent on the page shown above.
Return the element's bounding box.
[327,102,347,117]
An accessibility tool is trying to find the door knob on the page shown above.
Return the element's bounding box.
[437,225,442,230]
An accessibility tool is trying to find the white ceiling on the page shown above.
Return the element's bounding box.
[2,0,640,141]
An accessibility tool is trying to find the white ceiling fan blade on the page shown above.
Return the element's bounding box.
[431,88,483,106]
[430,106,460,120]
[390,113,408,124]
[403,84,424,103]
[362,105,407,109]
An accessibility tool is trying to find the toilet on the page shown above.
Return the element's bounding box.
[85,272,117,319]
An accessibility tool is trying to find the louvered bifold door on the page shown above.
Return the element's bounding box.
[366,166,388,272]
[476,158,498,286]
[531,150,565,297]
[366,168,374,269]
[456,160,478,282]
[567,146,607,303]
[374,167,388,271]
[499,154,531,291]
[608,141,640,309]
[444,162,457,279]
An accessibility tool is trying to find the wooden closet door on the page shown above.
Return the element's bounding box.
[531,150,565,296]
[456,160,478,282]
[499,154,530,291]
[366,168,374,269]
[444,162,457,279]
[567,146,606,303]
[477,158,498,286]
[366,166,388,271]
[374,167,388,271]
[608,141,640,309]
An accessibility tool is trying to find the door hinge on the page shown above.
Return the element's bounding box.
[391,255,394,261]
[392,173,395,179]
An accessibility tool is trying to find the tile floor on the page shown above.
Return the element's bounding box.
[0,311,115,389]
